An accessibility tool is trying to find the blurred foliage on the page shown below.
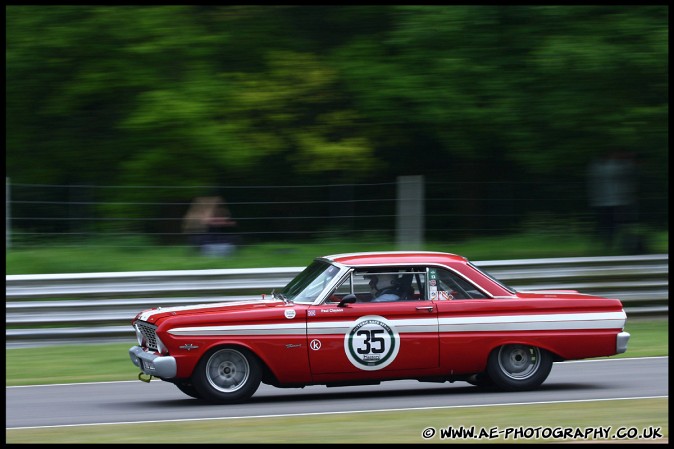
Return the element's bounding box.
[6,6,668,232]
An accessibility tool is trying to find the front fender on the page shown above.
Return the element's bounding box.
[167,335,313,385]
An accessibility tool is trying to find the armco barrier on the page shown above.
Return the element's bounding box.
[5,254,668,347]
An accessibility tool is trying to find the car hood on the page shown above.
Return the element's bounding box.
[134,298,287,325]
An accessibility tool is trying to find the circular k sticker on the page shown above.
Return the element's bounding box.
[344,315,400,370]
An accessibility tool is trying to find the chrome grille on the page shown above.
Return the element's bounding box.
[135,321,158,351]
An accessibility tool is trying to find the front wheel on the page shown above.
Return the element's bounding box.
[175,380,202,399]
[192,347,262,404]
[486,344,553,391]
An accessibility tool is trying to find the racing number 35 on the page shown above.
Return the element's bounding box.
[345,316,400,370]
[356,329,385,355]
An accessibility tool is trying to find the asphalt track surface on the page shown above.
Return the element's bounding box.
[6,357,668,429]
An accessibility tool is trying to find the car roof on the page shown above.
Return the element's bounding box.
[320,251,468,267]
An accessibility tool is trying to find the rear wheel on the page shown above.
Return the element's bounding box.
[465,372,494,388]
[192,347,262,404]
[486,344,553,391]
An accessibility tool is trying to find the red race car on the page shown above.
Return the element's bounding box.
[129,251,630,403]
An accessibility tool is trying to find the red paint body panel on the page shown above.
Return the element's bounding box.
[130,251,629,394]
[306,302,439,376]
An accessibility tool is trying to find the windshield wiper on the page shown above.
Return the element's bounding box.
[271,289,291,304]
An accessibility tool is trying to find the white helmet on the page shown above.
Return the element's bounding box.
[367,273,397,292]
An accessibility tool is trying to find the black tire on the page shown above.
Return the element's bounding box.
[192,347,262,404]
[175,381,202,399]
[465,372,494,388]
[486,344,553,391]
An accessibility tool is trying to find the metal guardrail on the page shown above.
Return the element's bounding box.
[6,254,668,347]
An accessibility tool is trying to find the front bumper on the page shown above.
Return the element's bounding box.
[616,331,631,354]
[129,346,177,379]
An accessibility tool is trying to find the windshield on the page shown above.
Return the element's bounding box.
[282,260,342,304]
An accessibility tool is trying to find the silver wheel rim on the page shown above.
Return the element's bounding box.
[205,349,250,393]
[497,345,541,380]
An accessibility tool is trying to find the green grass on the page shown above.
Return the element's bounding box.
[5,317,667,387]
[6,230,669,275]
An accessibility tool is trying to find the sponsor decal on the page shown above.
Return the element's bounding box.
[428,269,438,299]
[308,309,316,317]
[344,315,400,371]
[284,309,296,319]
[310,339,322,350]
[438,291,452,301]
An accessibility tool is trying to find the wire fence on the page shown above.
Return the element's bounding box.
[6,176,666,250]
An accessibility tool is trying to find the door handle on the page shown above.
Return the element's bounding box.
[415,306,434,312]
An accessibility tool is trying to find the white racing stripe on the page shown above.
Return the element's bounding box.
[168,322,306,336]
[439,311,626,332]
[165,312,625,337]
[307,317,439,335]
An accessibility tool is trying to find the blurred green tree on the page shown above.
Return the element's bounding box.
[6,5,668,237]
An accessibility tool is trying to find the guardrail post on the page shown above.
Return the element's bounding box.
[396,175,424,250]
[6,177,10,250]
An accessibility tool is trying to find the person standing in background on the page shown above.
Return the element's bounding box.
[587,151,637,251]
[182,196,238,256]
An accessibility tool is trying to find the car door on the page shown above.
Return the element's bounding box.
[306,268,439,375]
[430,266,499,373]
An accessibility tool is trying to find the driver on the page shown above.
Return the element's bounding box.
[365,273,400,302]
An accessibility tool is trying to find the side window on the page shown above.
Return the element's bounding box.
[325,273,353,303]
[431,268,487,300]
[347,268,427,303]
[334,274,352,296]
[353,271,372,299]
[399,269,427,301]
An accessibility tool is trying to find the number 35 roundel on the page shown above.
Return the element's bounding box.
[344,315,401,370]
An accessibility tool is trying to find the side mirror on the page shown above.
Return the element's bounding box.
[338,294,357,307]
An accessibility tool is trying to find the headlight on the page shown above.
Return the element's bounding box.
[134,324,145,346]
[156,335,169,355]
